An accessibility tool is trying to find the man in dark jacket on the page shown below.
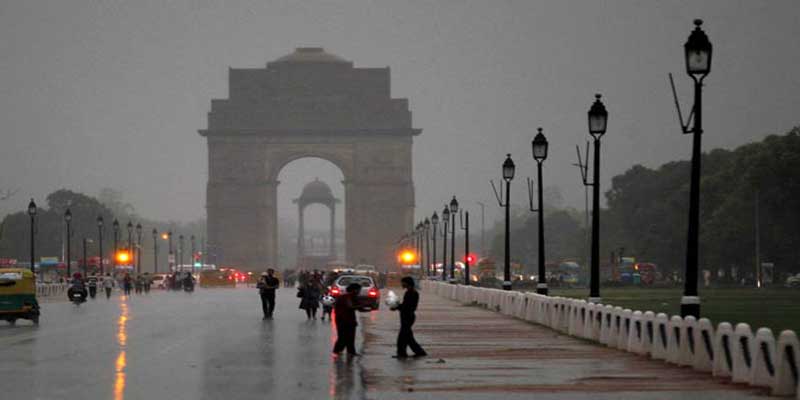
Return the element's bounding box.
[257,269,280,320]
[393,277,427,358]
[332,283,361,356]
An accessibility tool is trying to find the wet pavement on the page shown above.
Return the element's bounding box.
[0,287,365,400]
[1,286,772,399]
[360,288,769,400]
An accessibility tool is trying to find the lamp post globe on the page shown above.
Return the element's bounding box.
[502,154,515,181]
[588,94,608,138]
[28,199,37,217]
[430,212,439,227]
[449,196,459,214]
[532,128,549,161]
[685,19,712,78]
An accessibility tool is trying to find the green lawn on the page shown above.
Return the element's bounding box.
[546,287,800,334]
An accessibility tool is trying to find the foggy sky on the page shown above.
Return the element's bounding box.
[1,0,799,229]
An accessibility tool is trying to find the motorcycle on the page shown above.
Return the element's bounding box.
[87,277,98,299]
[68,288,87,305]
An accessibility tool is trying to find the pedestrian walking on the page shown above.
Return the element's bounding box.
[392,277,427,359]
[257,269,280,320]
[102,273,114,299]
[299,280,321,320]
[123,273,132,296]
[332,283,361,356]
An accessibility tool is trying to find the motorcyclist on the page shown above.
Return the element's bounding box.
[183,272,194,291]
[67,272,88,302]
[87,274,98,299]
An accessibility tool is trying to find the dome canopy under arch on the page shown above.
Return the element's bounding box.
[271,47,350,64]
[293,178,340,204]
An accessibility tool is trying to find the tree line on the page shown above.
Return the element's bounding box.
[489,127,800,278]
[0,188,205,271]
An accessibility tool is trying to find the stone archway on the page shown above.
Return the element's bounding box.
[199,48,420,271]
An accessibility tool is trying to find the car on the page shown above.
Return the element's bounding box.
[330,274,380,311]
[150,274,169,289]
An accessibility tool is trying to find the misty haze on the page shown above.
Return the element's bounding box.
[0,1,799,399]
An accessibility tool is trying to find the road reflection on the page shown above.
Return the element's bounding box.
[114,297,129,400]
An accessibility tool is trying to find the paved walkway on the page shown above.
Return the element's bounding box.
[360,289,768,400]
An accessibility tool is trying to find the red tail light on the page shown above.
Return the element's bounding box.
[330,287,341,296]
[368,288,378,298]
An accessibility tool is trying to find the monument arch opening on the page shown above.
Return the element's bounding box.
[276,157,345,269]
[200,47,420,271]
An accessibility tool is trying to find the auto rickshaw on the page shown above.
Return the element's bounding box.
[0,268,40,324]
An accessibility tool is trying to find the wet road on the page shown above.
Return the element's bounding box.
[0,288,365,400]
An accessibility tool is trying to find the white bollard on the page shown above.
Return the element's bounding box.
[606,307,623,348]
[750,327,777,388]
[626,310,646,354]
[651,313,670,360]
[693,318,715,372]
[617,309,633,350]
[772,330,800,396]
[713,322,735,378]
[666,315,684,364]
[598,305,613,346]
[582,303,596,340]
[732,323,755,383]
[641,311,655,356]
[678,316,697,366]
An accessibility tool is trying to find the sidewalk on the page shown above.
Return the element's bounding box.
[360,290,767,400]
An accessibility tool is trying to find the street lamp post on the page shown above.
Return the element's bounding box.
[28,199,37,275]
[97,216,104,275]
[587,94,609,303]
[112,219,119,270]
[680,19,712,318]
[167,231,173,272]
[64,209,72,277]
[491,154,515,290]
[441,206,450,282]
[431,212,439,278]
[459,209,470,285]
[191,235,196,271]
[152,229,158,274]
[449,197,458,283]
[136,223,142,274]
[424,218,431,276]
[529,127,549,295]
[179,235,184,272]
[126,221,133,269]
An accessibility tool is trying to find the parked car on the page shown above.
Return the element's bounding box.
[329,274,380,311]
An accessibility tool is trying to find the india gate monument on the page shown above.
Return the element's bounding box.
[199,48,420,271]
